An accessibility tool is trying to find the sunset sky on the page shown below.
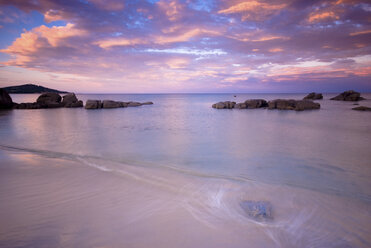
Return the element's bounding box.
[0,0,370,93]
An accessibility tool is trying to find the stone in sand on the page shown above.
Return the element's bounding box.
[0,88,13,109]
[240,200,273,221]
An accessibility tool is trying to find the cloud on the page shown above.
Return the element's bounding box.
[0,0,370,92]
[218,1,287,21]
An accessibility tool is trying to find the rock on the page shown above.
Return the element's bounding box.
[244,99,268,108]
[102,100,121,108]
[120,102,128,107]
[0,88,13,109]
[212,102,226,109]
[66,100,83,108]
[330,90,365,101]
[212,101,235,109]
[295,100,321,111]
[303,92,323,100]
[62,93,83,108]
[85,100,102,109]
[234,103,247,109]
[240,200,273,221]
[352,106,371,111]
[127,102,142,107]
[268,99,320,111]
[13,102,42,109]
[36,92,62,104]
[268,99,297,110]
[141,101,154,105]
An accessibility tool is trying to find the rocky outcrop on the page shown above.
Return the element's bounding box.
[268,99,320,111]
[85,100,102,109]
[352,106,371,111]
[36,92,62,105]
[15,92,83,109]
[141,101,154,105]
[102,100,121,108]
[62,93,83,108]
[303,92,323,100]
[240,200,273,221]
[330,90,365,101]
[234,99,268,109]
[86,100,153,109]
[212,101,236,109]
[213,99,319,111]
[0,88,13,109]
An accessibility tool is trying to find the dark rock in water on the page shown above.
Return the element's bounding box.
[14,102,42,109]
[240,200,273,221]
[127,101,142,107]
[85,100,102,109]
[234,103,247,109]
[0,88,13,109]
[212,101,236,109]
[352,106,371,111]
[102,100,121,108]
[303,92,323,100]
[353,103,359,105]
[66,100,83,108]
[37,92,62,104]
[244,99,268,108]
[62,93,83,107]
[268,99,320,111]
[330,90,365,101]
[141,101,154,105]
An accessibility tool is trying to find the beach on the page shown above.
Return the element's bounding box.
[1,93,371,247]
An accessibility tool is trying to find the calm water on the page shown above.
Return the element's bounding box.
[0,93,371,247]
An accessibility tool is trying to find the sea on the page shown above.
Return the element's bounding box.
[0,93,370,248]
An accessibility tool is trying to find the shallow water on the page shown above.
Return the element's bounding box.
[1,93,371,247]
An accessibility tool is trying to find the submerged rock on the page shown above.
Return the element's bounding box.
[303,92,323,100]
[268,99,320,111]
[212,101,236,109]
[0,88,13,109]
[352,106,371,111]
[240,200,273,221]
[13,102,42,109]
[330,90,365,101]
[141,101,154,105]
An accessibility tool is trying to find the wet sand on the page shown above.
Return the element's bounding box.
[1,148,370,248]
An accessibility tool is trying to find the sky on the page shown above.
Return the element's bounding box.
[0,0,370,93]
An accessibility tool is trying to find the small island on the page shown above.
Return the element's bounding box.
[3,84,68,94]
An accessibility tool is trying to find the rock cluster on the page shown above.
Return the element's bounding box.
[14,92,83,109]
[330,90,365,101]
[213,99,320,111]
[303,92,323,100]
[85,100,153,109]
[0,88,13,109]
[352,106,371,111]
[268,99,320,111]
[212,101,236,109]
